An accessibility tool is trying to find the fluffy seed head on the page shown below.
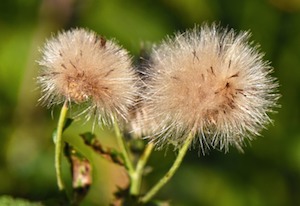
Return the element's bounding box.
[139,24,280,152]
[37,28,138,125]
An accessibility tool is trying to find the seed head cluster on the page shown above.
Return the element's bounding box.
[37,28,137,125]
[137,24,279,152]
[37,25,279,152]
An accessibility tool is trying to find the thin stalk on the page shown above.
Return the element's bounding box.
[140,133,193,203]
[130,142,154,195]
[55,100,68,190]
[113,119,134,174]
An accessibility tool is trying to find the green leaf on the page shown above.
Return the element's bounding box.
[146,200,171,206]
[62,118,74,131]
[0,196,43,206]
[79,132,95,145]
[80,132,124,166]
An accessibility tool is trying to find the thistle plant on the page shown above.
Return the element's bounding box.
[37,28,138,192]
[37,24,280,205]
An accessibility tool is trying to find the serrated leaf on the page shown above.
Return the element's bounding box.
[79,132,95,145]
[62,118,74,131]
[80,132,124,166]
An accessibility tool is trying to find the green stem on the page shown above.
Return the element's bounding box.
[130,142,154,195]
[55,100,68,191]
[113,120,134,174]
[140,133,194,203]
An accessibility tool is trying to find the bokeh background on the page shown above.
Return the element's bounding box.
[1,0,300,205]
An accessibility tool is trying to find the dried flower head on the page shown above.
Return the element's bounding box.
[37,28,138,125]
[140,24,279,152]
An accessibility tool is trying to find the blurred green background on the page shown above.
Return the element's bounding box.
[0,0,300,205]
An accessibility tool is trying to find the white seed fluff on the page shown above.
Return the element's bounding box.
[140,24,279,152]
[37,28,138,126]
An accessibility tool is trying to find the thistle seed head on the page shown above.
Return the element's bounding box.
[37,28,138,126]
[140,24,280,152]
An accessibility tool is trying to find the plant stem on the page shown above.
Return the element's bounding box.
[55,100,68,191]
[140,133,193,203]
[130,142,154,195]
[113,120,134,174]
